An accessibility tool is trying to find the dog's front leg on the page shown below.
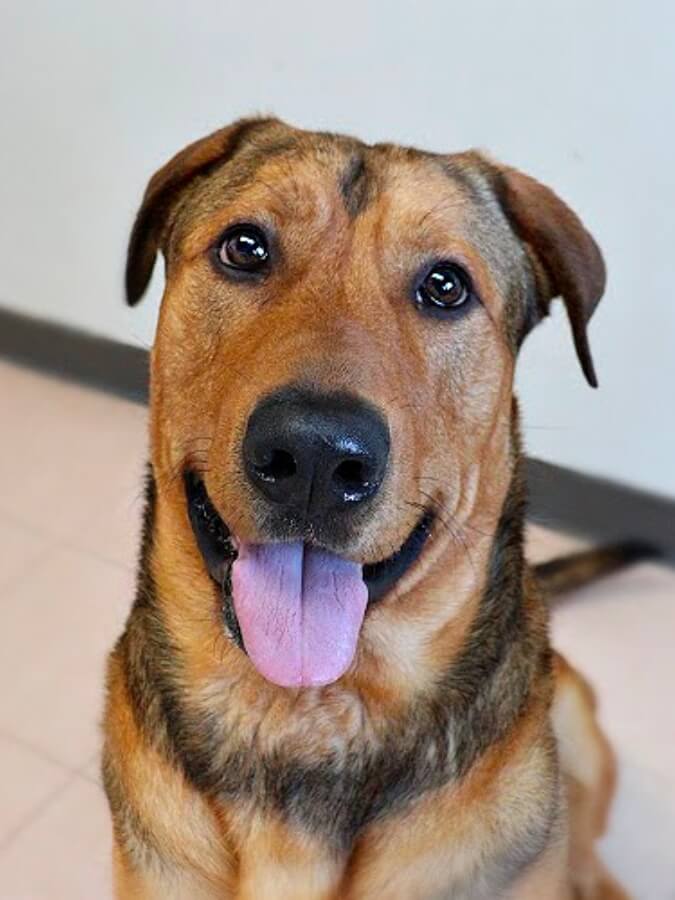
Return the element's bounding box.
[234,815,344,900]
[113,836,231,900]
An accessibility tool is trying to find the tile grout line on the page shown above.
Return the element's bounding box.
[0,505,74,545]
[0,729,90,779]
[76,751,104,787]
[58,538,137,573]
[0,768,81,855]
[0,747,106,856]
[0,542,63,599]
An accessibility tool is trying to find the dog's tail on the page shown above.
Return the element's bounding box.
[534,540,660,600]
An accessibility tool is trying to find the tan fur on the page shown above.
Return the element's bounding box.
[104,119,627,899]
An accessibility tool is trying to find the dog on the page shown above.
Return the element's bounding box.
[103,117,635,898]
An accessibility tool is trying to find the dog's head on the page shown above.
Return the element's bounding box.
[127,118,605,689]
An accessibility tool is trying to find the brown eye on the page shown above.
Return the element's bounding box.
[217,225,269,271]
[415,263,471,311]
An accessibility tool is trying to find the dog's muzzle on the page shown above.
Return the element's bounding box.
[184,386,434,688]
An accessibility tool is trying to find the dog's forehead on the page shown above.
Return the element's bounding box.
[174,126,509,251]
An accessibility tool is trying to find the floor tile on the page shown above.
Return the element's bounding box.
[0,547,134,769]
[0,518,51,593]
[528,524,675,894]
[552,562,675,781]
[0,360,148,546]
[601,760,675,900]
[0,734,72,848]
[69,471,146,570]
[0,774,113,900]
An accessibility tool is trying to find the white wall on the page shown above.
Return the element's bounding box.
[1,0,673,497]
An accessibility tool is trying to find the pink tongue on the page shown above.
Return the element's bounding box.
[231,542,368,688]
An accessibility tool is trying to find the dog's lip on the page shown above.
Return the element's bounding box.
[183,470,434,605]
[362,510,434,602]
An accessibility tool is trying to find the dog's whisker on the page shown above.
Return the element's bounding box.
[407,490,478,575]
[414,477,492,540]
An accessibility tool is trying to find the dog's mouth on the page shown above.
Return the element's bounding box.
[184,471,433,688]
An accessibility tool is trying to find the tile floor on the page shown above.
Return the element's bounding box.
[0,357,673,899]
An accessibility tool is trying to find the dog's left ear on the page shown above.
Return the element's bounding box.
[494,166,606,387]
[125,117,275,306]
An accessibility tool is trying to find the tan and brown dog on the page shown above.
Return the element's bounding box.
[103,118,630,899]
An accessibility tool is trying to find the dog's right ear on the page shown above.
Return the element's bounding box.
[125,118,274,306]
[492,165,606,387]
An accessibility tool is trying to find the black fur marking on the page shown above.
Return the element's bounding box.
[340,153,371,218]
[118,469,184,758]
[134,466,157,609]
[536,539,660,598]
[120,464,554,864]
[443,472,536,777]
[183,471,244,649]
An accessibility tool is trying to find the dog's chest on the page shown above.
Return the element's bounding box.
[221,759,557,900]
[189,679,458,848]
[192,690,558,900]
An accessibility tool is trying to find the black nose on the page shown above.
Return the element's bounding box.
[243,389,390,517]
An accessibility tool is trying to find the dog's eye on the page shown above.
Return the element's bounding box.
[217,225,269,272]
[415,263,472,312]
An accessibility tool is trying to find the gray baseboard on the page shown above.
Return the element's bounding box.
[527,459,673,559]
[0,306,148,404]
[1,306,673,558]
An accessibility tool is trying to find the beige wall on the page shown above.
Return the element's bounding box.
[1,0,673,496]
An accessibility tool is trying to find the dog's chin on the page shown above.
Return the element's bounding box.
[184,471,433,687]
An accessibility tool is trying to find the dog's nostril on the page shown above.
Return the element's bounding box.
[253,448,297,483]
[333,458,370,495]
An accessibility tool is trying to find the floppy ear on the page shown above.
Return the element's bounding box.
[495,166,606,387]
[125,117,273,306]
